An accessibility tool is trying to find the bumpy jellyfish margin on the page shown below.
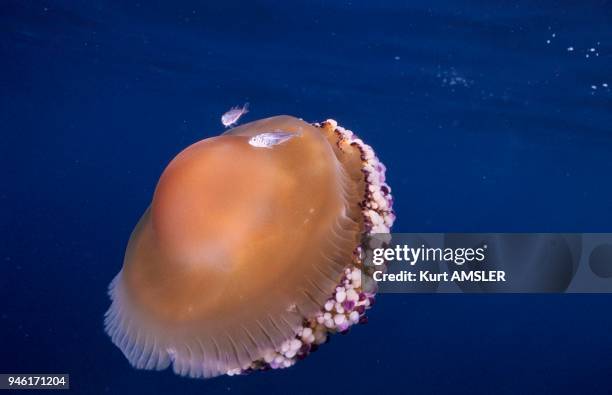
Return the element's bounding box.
[225,119,396,376]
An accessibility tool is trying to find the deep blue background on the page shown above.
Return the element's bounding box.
[2,1,612,394]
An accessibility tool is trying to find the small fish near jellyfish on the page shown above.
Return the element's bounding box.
[221,102,249,127]
[248,129,302,148]
[104,115,395,378]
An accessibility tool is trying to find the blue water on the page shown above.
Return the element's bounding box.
[2,1,612,394]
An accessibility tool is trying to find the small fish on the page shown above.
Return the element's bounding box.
[221,102,249,127]
[248,130,300,149]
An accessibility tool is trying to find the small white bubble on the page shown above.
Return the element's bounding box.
[591,85,597,90]
[603,83,609,88]
[394,56,400,60]
[589,48,596,52]
[546,40,551,44]
[552,33,556,38]
[567,46,574,51]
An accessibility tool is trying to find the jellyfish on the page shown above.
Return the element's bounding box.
[104,116,395,378]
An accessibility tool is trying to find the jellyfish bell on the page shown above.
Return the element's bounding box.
[105,115,395,378]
